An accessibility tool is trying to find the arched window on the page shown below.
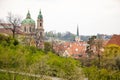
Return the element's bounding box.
[40,23,42,26]
[29,27,31,32]
[24,27,26,32]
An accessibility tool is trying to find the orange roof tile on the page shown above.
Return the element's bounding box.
[65,42,87,57]
[107,35,120,46]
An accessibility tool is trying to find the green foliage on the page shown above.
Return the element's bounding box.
[44,42,53,53]
[102,44,120,70]
[115,56,120,70]
[82,44,120,80]
[103,44,120,58]
[1,34,120,80]
[46,53,82,79]
[13,39,19,45]
[83,66,120,80]
[0,34,19,46]
[0,72,52,80]
[0,35,83,80]
[25,53,83,80]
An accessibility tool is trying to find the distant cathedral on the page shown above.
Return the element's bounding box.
[21,10,44,49]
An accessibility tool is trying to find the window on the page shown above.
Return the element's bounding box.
[40,23,42,26]
[24,27,26,32]
[29,27,31,32]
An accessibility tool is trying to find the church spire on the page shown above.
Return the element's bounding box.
[38,10,43,19]
[26,10,31,19]
[77,25,79,36]
[75,24,80,42]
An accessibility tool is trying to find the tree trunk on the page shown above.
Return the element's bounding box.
[12,26,16,39]
[13,31,15,39]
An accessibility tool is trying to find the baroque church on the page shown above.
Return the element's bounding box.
[21,10,44,49]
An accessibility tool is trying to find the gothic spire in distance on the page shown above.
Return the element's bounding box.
[77,24,79,37]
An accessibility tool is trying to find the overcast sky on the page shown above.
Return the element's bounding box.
[0,0,120,35]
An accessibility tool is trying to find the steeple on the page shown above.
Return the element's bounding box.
[77,25,79,36]
[38,10,43,19]
[26,10,31,19]
[36,9,44,49]
[75,25,80,42]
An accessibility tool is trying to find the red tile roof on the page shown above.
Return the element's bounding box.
[53,41,87,58]
[65,42,87,58]
[107,35,120,46]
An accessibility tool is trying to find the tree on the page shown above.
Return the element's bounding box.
[86,36,96,58]
[115,56,120,70]
[86,36,103,68]
[0,13,21,39]
[102,44,120,70]
[95,39,103,68]
[44,42,53,53]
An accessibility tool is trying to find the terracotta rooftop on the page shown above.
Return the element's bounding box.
[66,42,87,58]
[106,35,120,46]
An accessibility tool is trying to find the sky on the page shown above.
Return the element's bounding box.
[0,0,120,35]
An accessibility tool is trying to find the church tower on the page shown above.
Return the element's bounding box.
[36,10,44,49]
[75,25,80,42]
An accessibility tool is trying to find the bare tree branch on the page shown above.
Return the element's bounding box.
[0,12,21,38]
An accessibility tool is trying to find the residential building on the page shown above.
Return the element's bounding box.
[53,26,87,59]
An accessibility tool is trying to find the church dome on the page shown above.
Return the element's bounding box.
[22,19,35,25]
[21,11,35,25]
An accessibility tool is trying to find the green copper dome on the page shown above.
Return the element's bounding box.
[22,11,35,25]
[22,19,35,24]
[38,10,43,19]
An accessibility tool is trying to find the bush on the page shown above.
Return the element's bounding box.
[83,66,120,80]
[44,42,52,53]
[0,34,19,46]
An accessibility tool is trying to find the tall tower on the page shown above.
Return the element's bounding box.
[77,25,79,37]
[36,10,44,48]
[75,25,80,42]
